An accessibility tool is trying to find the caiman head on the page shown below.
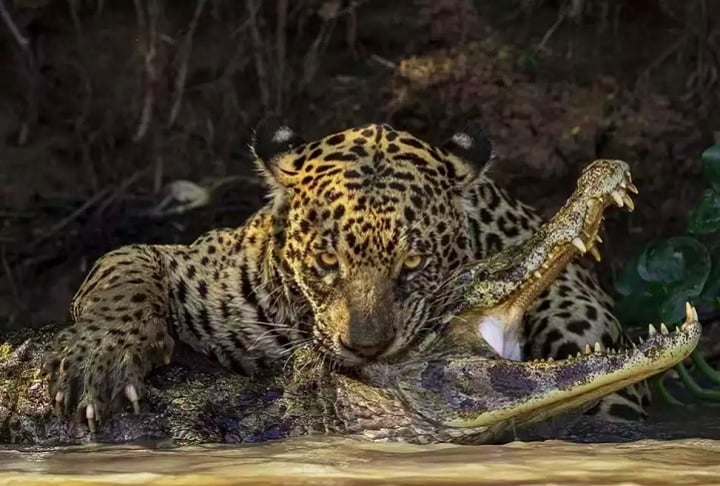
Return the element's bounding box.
[438,157,641,362]
[339,159,702,444]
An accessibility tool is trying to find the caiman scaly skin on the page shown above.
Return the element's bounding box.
[0,160,702,445]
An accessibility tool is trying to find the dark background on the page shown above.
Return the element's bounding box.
[0,0,717,335]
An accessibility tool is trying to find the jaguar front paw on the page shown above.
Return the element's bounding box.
[41,320,174,432]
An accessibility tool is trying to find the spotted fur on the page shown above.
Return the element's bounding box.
[44,120,649,423]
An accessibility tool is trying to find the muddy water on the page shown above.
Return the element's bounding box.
[2,406,720,486]
[2,437,720,486]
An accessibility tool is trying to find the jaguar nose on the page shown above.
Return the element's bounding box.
[339,335,393,359]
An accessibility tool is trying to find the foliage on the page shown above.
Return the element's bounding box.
[615,144,720,404]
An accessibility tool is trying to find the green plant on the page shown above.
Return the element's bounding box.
[615,143,720,404]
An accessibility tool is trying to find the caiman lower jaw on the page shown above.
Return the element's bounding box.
[443,304,701,429]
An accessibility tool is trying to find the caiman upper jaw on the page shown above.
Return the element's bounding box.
[458,159,640,360]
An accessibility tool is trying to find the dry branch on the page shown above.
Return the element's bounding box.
[246,0,271,111]
[132,0,161,142]
[0,0,29,50]
[168,0,208,127]
[275,0,288,113]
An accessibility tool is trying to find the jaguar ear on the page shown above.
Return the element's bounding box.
[251,116,307,189]
[441,120,494,188]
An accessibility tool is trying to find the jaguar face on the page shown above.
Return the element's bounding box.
[251,120,493,366]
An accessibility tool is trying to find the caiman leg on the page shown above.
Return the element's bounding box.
[331,159,702,443]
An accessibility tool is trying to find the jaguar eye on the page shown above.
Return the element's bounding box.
[317,252,339,271]
[402,254,427,272]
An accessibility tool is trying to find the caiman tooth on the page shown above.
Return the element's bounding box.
[589,246,602,262]
[533,270,543,279]
[648,324,657,336]
[685,302,698,323]
[637,335,644,343]
[572,237,587,254]
[622,193,635,211]
[584,343,592,354]
[680,303,698,331]
[660,323,669,335]
[576,352,582,358]
[594,342,602,353]
[547,357,554,362]
[611,190,625,207]
[685,301,693,322]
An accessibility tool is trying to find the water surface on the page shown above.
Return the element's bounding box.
[2,437,720,485]
[3,404,719,485]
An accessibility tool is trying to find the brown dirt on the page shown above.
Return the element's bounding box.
[0,0,717,332]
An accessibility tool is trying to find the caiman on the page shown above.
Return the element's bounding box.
[0,159,701,445]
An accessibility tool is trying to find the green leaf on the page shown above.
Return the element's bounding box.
[659,292,692,324]
[636,237,710,296]
[701,144,720,193]
[688,189,720,235]
[615,255,668,298]
[614,256,647,297]
[699,251,720,303]
[615,293,666,327]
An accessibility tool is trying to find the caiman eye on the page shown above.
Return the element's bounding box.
[316,252,339,271]
[402,254,427,273]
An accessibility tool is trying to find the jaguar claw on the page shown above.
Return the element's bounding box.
[54,391,64,416]
[86,404,97,434]
[125,384,141,414]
